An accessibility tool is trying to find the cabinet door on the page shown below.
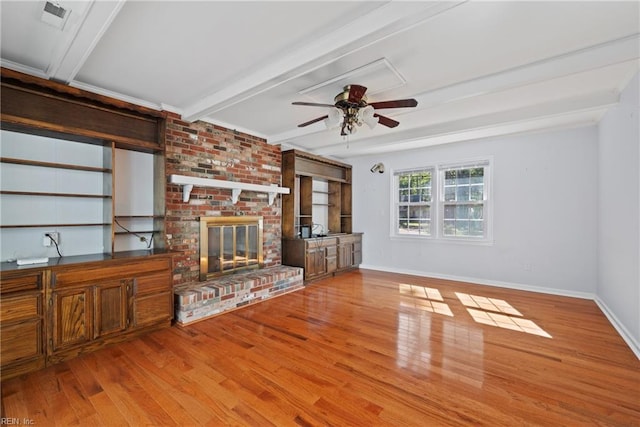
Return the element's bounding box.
[305,247,318,278]
[305,246,327,279]
[94,280,130,339]
[51,287,92,351]
[338,243,353,270]
[325,245,337,273]
[315,249,327,276]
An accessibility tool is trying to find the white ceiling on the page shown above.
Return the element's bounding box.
[1,1,638,159]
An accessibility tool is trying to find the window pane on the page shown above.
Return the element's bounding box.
[456,205,469,219]
[398,205,408,219]
[409,205,430,219]
[457,169,470,184]
[445,170,456,185]
[470,184,483,201]
[443,220,456,236]
[469,205,483,220]
[455,221,469,236]
[444,205,455,219]
[399,176,409,189]
[469,220,484,236]
[444,186,456,201]
[456,185,469,201]
[399,190,409,202]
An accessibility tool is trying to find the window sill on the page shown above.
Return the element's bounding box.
[390,234,494,246]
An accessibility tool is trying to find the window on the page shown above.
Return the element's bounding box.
[393,160,491,242]
[395,169,433,236]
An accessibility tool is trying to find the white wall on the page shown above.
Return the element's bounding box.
[0,131,155,261]
[597,72,639,354]
[0,131,108,260]
[348,126,599,297]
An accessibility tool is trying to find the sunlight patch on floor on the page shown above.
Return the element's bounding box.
[399,284,452,316]
[455,292,522,316]
[399,284,444,301]
[400,300,454,316]
[456,292,552,338]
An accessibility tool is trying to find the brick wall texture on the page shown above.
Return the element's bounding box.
[164,112,283,285]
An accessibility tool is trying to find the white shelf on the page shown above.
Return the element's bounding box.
[169,174,290,205]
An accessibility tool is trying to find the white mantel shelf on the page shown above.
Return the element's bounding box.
[169,174,290,205]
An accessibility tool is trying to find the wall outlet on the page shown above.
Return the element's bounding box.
[43,232,59,247]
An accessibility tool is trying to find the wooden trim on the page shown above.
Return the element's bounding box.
[0,191,111,198]
[0,157,112,173]
[1,114,163,153]
[0,68,165,119]
[0,223,111,229]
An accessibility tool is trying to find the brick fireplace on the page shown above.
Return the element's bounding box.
[164,112,283,285]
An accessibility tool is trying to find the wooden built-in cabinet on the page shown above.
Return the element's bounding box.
[282,234,362,282]
[281,149,362,282]
[0,270,46,380]
[0,251,173,380]
[0,69,172,381]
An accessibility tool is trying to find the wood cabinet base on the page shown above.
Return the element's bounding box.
[1,250,174,381]
[282,233,362,282]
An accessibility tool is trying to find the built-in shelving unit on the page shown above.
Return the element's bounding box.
[281,149,353,239]
[0,124,164,257]
[281,149,361,282]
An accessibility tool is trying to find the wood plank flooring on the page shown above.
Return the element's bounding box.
[2,269,639,426]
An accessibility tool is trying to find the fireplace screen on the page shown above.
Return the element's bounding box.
[199,216,263,280]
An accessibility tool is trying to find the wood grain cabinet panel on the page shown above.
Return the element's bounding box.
[51,287,92,352]
[1,319,42,365]
[133,291,172,327]
[0,293,40,322]
[94,280,130,339]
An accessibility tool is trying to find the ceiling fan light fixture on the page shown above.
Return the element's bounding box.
[361,105,379,129]
[324,107,342,129]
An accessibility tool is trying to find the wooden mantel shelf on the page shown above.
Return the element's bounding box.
[169,174,290,205]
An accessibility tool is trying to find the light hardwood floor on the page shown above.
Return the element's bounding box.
[2,269,639,426]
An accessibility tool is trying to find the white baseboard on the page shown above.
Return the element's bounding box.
[593,296,640,359]
[359,264,639,359]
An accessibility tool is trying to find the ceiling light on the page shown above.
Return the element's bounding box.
[324,107,342,129]
[361,105,379,130]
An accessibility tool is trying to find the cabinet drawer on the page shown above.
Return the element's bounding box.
[0,271,43,294]
[337,235,358,244]
[134,291,172,327]
[1,319,42,364]
[53,258,170,287]
[325,246,337,257]
[135,271,171,295]
[0,293,40,322]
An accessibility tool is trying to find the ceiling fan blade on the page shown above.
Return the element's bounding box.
[369,99,418,109]
[374,113,399,128]
[298,115,329,127]
[347,85,367,104]
[292,102,336,108]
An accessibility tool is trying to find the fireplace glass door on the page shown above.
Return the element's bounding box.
[200,216,263,280]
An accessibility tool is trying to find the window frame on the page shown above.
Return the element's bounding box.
[393,167,435,237]
[391,158,493,244]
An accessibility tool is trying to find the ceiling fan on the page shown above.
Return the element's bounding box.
[293,85,418,136]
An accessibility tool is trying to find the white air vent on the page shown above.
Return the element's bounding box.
[41,1,70,29]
